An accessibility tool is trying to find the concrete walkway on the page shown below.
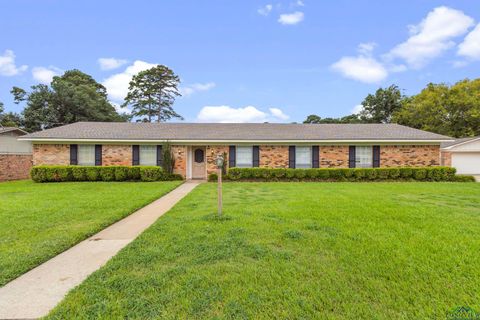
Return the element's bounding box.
[0,181,201,320]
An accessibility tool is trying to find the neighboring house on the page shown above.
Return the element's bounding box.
[441,137,480,181]
[0,127,33,181]
[19,122,452,180]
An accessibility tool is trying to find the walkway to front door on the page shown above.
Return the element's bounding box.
[192,146,206,179]
[0,181,202,319]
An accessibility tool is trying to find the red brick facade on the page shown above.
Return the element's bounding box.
[31,143,442,178]
[0,154,33,181]
[440,151,452,166]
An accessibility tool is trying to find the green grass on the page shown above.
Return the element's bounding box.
[47,182,480,319]
[0,180,182,286]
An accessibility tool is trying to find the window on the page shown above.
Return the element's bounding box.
[140,145,156,166]
[236,146,253,168]
[78,145,95,166]
[194,148,204,163]
[355,146,373,168]
[295,146,312,168]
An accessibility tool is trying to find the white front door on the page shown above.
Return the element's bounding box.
[192,147,206,179]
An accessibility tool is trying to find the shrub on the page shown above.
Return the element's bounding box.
[30,165,182,183]
[222,166,462,183]
[114,166,129,181]
[208,173,218,182]
[100,166,116,182]
[86,167,100,181]
[140,166,163,182]
[452,175,476,182]
[72,166,87,181]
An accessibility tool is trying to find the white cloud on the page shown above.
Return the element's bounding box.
[258,4,273,16]
[32,66,61,84]
[387,6,474,68]
[102,60,158,101]
[98,58,128,71]
[0,50,28,76]
[269,107,289,120]
[351,104,363,114]
[196,105,289,123]
[458,23,480,60]
[180,82,216,97]
[331,43,388,83]
[278,11,304,25]
[296,0,305,7]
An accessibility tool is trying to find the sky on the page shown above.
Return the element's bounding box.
[1,0,480,123]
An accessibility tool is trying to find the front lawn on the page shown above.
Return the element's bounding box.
[48,182,480,319]
[0,180,182,286]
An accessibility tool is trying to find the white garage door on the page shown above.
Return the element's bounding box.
[452,153,480,174]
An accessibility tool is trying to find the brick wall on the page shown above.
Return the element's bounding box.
[172,145,187,176]
[0,154,32,181]
[320,145,349,168]
[206,145,229,175]
[33,144,70,165]
[102,145,132,166]
[260,145,289,168]
[380,145,440,167]
[440,151,451,166]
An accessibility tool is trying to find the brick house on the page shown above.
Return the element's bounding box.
[0,127,33,181]
[19,122,452,180]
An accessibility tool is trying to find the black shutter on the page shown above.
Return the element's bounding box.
[157,145,163,167]
[253,146,260,167]
[229,145,236,168]
[312,146,319,168]
[348,146,356,168]
[289,146,296,168]
[373,145,380,168]
[132,145,139,165]
[70,144,78,165]
[95,145,102,166]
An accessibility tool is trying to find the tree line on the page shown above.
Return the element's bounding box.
[304,80,480,138]
[0,65,183,132]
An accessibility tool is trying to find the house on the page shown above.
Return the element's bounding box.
[441,137,480,181]
[0,127,33,181]
[19,122,452,180]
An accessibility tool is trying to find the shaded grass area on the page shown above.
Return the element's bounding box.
[0,180,182,286]
[47,182,480,319]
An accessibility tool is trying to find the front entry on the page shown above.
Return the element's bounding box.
[192,147,206,179]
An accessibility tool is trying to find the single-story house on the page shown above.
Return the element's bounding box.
[0,127,33,181]
[19,122,452,180]
[441,136,480,181]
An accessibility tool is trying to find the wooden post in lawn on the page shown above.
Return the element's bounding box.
[216,155,224,217]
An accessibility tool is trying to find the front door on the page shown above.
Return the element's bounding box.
[192,147,206,179]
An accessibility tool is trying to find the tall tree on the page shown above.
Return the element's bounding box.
[12,70,126,132]
[0,100,24,128]
[359,84,403,123]
[394,79,480,137]
[122,65,183,122]
[304,114,363,124]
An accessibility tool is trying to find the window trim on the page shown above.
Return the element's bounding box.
[235,145,253,168]
[77,144,95,166]
[295,145,312,169]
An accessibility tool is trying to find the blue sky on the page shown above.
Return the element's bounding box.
[1,0,480,123]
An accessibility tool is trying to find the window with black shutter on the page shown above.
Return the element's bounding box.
[95,145,102,166]
[70,144,78,165]
[312,146,319,168]
[229,145,236,168]
[252,146,260,167]
[373,145,380,167]
[157,145,163,167]
[348,146,356,168]
[132,145,139,165]
[289,146,296,168]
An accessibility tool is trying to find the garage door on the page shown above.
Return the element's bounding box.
[452,153,480,174]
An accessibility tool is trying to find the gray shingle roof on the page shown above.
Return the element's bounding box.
[0,127,27,135]
[441,136,480,148]
[20,122,452,142]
